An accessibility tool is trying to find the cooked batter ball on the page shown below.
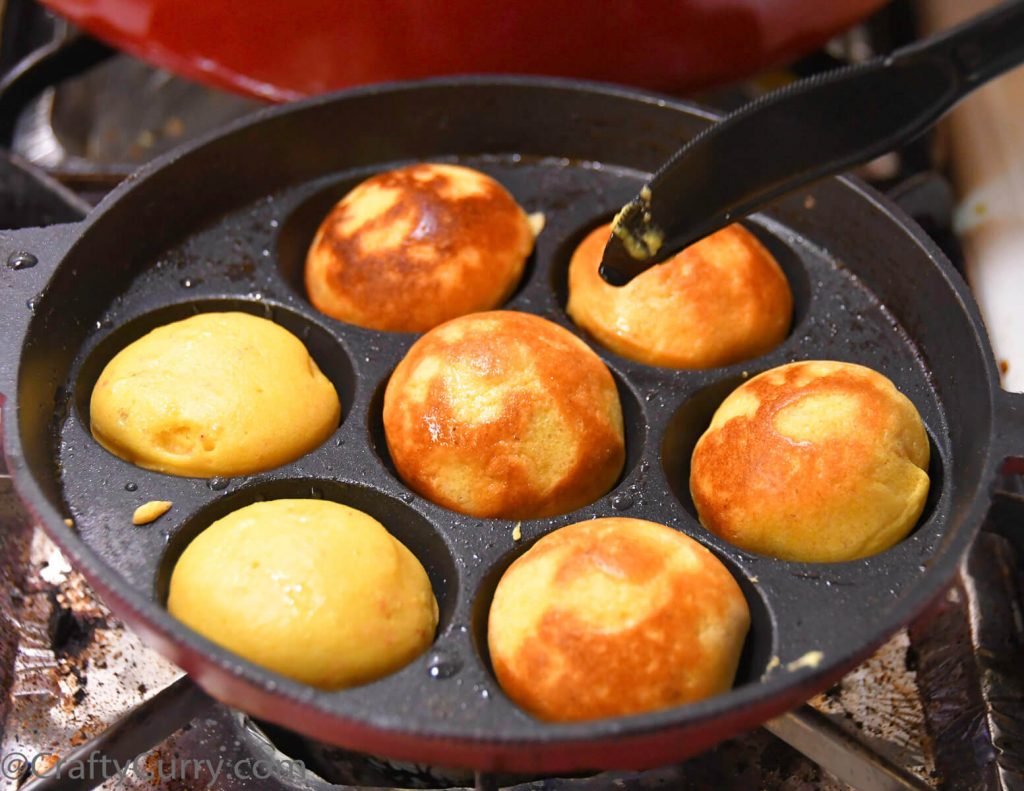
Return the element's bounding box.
[383,311,625,519]
[690,360,931,562]
[487,517,750,722]
[567,223,792,368]
[305,163,535,332]
[89,312,340,477]
[168,499,438,690]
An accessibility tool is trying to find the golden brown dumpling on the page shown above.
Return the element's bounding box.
[305,163,534,332]
[383,311,624,519]
[488,517,750,722]
[690,360,930,562]
[567,223,792,368]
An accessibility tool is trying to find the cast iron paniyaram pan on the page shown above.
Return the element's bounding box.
[0,78,1022,774]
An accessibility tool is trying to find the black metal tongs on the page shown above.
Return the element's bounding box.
[599,0,1024,285]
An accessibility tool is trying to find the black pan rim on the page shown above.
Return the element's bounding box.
[0,75,1006,769]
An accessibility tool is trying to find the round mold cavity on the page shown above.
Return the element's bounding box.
[155,477,458,634]
[548,215,812,370]
[661,375,946,561]
[468,522,775,719]
[744,219,813,336]
[276,174,371,301]
[276,163,539,322]
[73,297,356,443]
[547,210,614,311]
[366,363,647,516]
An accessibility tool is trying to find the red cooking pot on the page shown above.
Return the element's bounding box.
[40,0,887,101]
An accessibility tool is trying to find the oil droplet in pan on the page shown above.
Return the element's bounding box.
[427,649,462,679]
[611,493,634,511]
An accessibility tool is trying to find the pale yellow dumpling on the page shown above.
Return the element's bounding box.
[690,360,931,562]
[90,312,340,477]
[167,499,439,690]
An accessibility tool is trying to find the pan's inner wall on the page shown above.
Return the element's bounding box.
[12,82,996,762]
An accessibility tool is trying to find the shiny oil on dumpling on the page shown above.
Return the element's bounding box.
[90,312,340,477]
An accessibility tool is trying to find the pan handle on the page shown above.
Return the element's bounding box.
[0,221,86,503]
[997,389,1024,477]
[0,222,83,397]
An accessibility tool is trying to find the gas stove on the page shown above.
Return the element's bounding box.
[0,1,1022,789]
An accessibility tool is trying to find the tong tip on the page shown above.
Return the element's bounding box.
[598,189,665,285]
